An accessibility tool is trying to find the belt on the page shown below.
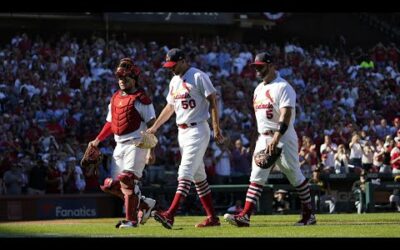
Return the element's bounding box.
[178,122,197,129]
[120,138,134,144]
[262,130,275,136]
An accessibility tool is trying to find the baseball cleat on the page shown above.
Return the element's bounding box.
[294,213,317,226]
[153,211,174,229]
[224,213,250,227]
[224,214,250,227]
[195,216,221,228]
[118,220,138,228]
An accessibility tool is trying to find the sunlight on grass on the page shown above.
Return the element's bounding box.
[1,213,400,237]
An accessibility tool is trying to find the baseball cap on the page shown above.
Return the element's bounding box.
[251,52,273,65]
[163,48,185,68]
[275,189,288,194]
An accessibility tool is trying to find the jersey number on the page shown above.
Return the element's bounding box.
[266,108,273,119]
[182,99,196,109]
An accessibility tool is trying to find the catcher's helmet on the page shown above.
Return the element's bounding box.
[115,58,141,79]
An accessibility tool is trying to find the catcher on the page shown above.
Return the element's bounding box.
[84,58,158,228]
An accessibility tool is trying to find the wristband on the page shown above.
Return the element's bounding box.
[278,122,288,135]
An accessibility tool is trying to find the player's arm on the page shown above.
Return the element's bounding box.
[207,92,224,144]
[144,115,157,165]
[89,103,113,147]
[267,107,291,156]
[146,104,175,134]
[89,122,112,148]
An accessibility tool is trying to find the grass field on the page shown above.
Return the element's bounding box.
[1,213,400,237]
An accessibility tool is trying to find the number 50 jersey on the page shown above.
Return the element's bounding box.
[166,67,217,125]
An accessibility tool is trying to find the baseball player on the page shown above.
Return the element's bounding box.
[224,52,316,227]
[146,48,224,229]
[88,58,156,228]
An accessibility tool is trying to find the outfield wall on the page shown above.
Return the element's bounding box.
[0,194,120,221]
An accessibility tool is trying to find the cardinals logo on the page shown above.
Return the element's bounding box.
[253,89,274,109]
[265,90,274,103]
[170,80,192,99]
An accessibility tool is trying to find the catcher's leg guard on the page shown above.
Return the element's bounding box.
[138,196,157,225]
[100,178,124,200]
[118,171,141,222]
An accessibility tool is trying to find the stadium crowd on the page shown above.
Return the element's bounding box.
[0,32,400,203]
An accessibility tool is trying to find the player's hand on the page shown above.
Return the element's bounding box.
[266,134,281,156]
[89,138,100,148]
[214,128,225,144]
[146,126,157,134]
[146,149,156,165]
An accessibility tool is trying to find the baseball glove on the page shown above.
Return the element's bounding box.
[81,144,103,168]
[254,147,282,169]
[134,132,158,149]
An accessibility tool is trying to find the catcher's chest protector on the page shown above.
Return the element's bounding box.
[111,90,146,135]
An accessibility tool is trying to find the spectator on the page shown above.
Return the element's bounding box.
[320,135,337,173]
[380,142,393,173]
[62,157,85,194]
[390,137,400,175]
[213,139,232,184]
[230,139,251,184]
[38,128,59,153]
[373,138,385,172]
[204,147,216,184]
[376,118,392,139]
[272,189,290,214]
[227,200,244,214]
[334,144,350,174]
[3,164,24,195]
[352,170,368,214]
[83,161,100,193]
[27,159,47,195]
[299,146,312,177]
[309,166,336,214]
[349,133,363,172]
[390,119,400,137]
[361,141,374,173]
[46,160,63,194]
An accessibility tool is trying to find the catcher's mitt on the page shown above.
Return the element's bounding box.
[81,144,103,168]
[254,145,283,169]
[134,131,158,149]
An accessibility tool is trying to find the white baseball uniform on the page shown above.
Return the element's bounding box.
[250,72,305,187]
[105,98,156,179]
[166,67,216,182]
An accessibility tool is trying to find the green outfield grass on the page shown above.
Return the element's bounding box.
[1,213,400,237]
